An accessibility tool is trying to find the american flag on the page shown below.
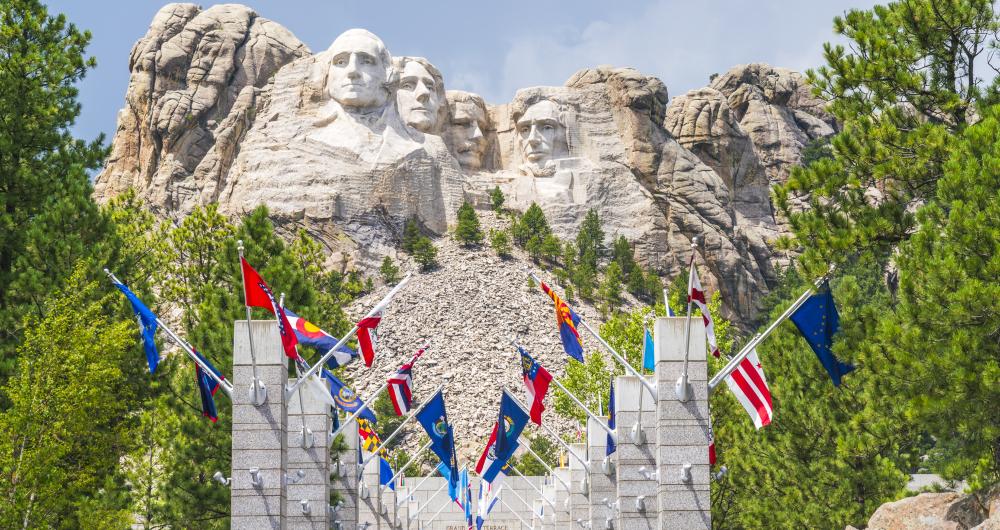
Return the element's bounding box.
[387,343,428,416]
[688,264,721,357]
[724,348,773,429]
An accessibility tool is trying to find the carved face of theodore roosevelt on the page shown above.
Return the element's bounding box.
[326,29,391,110]
[516,99,567,171]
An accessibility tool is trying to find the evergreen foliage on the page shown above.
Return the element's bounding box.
[380,256,400,285]
[489,229,511,258]
[412,237,438,271]
[401,218,421,253]
[576,209,604,270]
[489,186,505,212]
[454,202,483,246]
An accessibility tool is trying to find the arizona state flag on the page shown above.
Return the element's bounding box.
[240,257,299,360]
[539,281,584,362]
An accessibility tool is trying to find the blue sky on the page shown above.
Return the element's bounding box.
[48,0,878,144]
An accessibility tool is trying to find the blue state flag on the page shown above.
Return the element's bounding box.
[641,328,655,371]
[417,390,458,489]
[112,280,160,373]
[496,390,529,462]
[323,370,376,423]
[438,462,458,502]
[606,379,617,456]
[194,349,224,422]
[790,281,855,387]
[379,457,395,491]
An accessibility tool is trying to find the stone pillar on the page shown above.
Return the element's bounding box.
[553,466,572,528]
[357,450,380,527]
[587,416,616,530]
[614,375,658,530]
[329,416,358,530]
[286,378,331,529]
[569,443,589,527]
[231,320,287,530]
[654,317,711,529]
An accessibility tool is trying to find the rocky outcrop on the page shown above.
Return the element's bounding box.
[859,488,1000,530]
[93,3,310,212]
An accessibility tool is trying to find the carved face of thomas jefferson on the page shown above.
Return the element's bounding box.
[396,59,444,132]
[516,99,567,172]
[326,29,391,110]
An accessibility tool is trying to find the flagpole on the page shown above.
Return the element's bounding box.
[678,237,699,402]
[359,385,446,472]
[329,381,389,442]
[509,466,558,513]
[104,269,234,397]
[287,274,412,398]
[504,387,591,473]
[380,440,433,494]
[280,293,314,448]
[237,241,266,405]
[707,272,833,392]
[517,436,571,493]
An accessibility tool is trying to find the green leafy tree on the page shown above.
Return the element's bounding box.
[490,186,505,212]
[454,202,484,246]
[402,218,421,253]
[489,229,512,258]
[0,0,110,390]
[0,269,135,528]
[512,203,551,247]
[412,237,438,271]
[511,434,558,476]
[576,209,604,270]
[571,264,597,301]
[380,256,400,285]
[775,0,1000,274]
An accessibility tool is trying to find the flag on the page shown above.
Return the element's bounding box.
[194,349,224,422]
[439,462,459,503]
[462,468,473,529]
[358,418,384,454]
[539,281,584,362]
[708,419,717,466]
[111,280,159,373]
[518,346,552,425]
[284,308,356,367]
[388,344,428,416]
[667,301,676,317]
[356,313,382,367]
[606,378,617,456]
[323,370,376,423]
[724,348,773,429]
[476,475,504,530]
[240,257,299,360]
[790,281,855,386]
[379,456,395,490]
[416,390,458,489]
[477,392,528,482]
[641,328,655,371]
[292,359,337,409]
[688,265,721,358]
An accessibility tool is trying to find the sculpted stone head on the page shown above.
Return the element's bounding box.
[394,57,446,133]
[445,90,491,171]
[513,98,569,175]
[325,29,392,110]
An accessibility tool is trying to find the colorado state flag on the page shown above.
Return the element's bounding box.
[284,308,357,367]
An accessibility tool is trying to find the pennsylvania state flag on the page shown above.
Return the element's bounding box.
[790,281,855,386]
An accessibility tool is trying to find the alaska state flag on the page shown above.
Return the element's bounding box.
[606,378,617,456]
[416,390,458,489]
[789,281,855,386]
[641,328,655,371]
[540,281,584,362]
[323,370,376,423]
[284,308,356,367]
[112,280,160,373]
[194,349,224,422]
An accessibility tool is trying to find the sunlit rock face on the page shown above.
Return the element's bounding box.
[94,8,835,324]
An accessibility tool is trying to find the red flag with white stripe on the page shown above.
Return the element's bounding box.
[356,313,382,367]
[388,343,428,415]
[688,265,721,358]
[724,348,773,429]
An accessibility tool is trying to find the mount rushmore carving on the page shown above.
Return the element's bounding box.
[94,4,836,324]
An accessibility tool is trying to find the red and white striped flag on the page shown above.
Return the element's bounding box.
[708,417,717,465]
[356,313,382,367]
[724,348,773,429]
[688,265,721,358]
[388,343,428,416]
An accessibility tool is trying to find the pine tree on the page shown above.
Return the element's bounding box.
[401,218,421,253]
[775,0,1000,274]
[540,234,562,264]
[601,262,624,313]
[611,235,636,275]
[412,237,438,271]
[454,202,483,246]
[513,203,551,247]
[379,256,400,285]
[0,0,110,391]
[576,209,604,270]
[490,186,505,212]
[489,229,511,258]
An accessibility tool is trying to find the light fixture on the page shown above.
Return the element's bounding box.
[680,463,693,483]
[212,471,230,486]
[300,499,311,515]
[635,495,647,513]
[248,467,264,488]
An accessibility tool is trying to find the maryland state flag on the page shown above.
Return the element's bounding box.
[193,349,225,423]
[539,281,584,362]
[240,257,299,360]
[358,418,384,454]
